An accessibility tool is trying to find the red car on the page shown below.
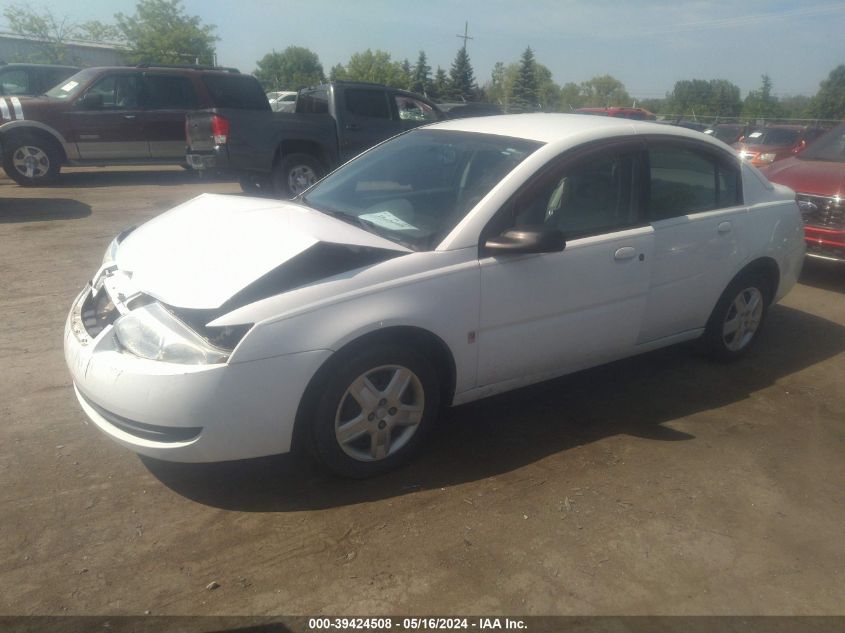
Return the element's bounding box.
[734,124,827,167]
[760,122,845,263]
[574,107,656,120]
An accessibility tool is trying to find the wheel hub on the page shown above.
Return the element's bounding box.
[334,364,425,462]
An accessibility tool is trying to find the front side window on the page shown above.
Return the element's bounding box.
[504,146,639,239]
[799,122,845,162]
[395,95,438,122]
[82,74,143,109]
[648,144,740,220]
[302,130,542,251]
[345,89,391,119]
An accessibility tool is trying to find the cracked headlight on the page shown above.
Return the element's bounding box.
[113,302,228,364]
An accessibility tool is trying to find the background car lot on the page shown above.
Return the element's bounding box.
[1,167,844,614]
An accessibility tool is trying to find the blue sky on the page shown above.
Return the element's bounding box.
[4,0,845,97]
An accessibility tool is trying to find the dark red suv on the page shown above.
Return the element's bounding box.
[0,64,268,186]
[760,122,845,263]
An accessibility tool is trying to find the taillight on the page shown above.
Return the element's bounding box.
[211,114,229,145]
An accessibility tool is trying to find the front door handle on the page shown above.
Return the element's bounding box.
[718,221,732,234]
[614,246,637,260]
[123,114,137,120]
[345,123,361,130]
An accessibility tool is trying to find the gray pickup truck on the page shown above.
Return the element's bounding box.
[186,81,446,197]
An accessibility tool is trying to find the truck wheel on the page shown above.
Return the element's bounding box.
[3,134,62,186]
[273,153,323,198]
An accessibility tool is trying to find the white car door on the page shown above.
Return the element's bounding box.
[637,140,748,344]
[476,141,654,387]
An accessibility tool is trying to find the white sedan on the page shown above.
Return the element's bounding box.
[64,114,805,477]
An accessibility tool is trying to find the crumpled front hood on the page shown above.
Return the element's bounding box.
[116,193,410,310]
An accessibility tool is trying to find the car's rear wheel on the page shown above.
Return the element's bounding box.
[309,344,440,478]
[273,152,323,198]
[3,134,62,186]
[703,272,770,361]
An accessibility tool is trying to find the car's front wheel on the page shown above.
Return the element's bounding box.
[3,134,62,186]
[310,344,440,478]
[703,272,770,361]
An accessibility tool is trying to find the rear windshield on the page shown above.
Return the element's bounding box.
[202,75,270,110]
[799,123,845,163]
[744,128,800,146]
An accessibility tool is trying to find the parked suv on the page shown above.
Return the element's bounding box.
[0,64,268,186]
[0,62,79,97]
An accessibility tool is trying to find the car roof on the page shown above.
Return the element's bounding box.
[428,112,725,146]
[0,62,79,70]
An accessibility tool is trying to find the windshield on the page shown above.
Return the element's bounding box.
[744,128,800,146]
[44,68,99,100]
[799,123,845,162]
[302,130,543,251]
[709,125,743,143]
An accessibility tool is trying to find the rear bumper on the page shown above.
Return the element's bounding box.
[186,152,217,170]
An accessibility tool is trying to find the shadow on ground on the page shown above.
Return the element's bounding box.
[143,304,845,512]
[800,258,845,294]
[0,198,91,223]
[49,169,235,188]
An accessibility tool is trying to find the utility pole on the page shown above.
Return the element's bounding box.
[456,21,473,50]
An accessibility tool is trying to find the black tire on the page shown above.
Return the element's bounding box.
[239,173,271,194]
[702,272,771,361]
[3,133,62,186]
[273,152,323,198]
[309,343,440,478]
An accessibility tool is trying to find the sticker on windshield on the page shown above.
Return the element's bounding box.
[60,81,79,92]
[359,211,418,231]
[748,131,763,138]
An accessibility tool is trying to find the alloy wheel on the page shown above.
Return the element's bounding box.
[722,287,763,352]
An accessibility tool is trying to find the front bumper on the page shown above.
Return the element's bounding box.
[804,226,845,263]
[64,286,331,462]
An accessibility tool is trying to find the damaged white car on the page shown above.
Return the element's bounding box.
[65,114,805,477]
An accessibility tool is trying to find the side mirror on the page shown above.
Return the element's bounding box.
[79,92,103,109]
[484,226,566,255]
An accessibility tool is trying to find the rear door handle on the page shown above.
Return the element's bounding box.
[717,221,732,234]
[123,114,137,120]
[614,246,637,260]
[345,123,361,130]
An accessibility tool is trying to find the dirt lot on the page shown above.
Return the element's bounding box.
[1,167,843,617]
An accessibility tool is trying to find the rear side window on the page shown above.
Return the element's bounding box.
[144,75,198,108]
[297,89,328,114]
[648,145,740,220]
[345,89,391,119]
[395,95,438,122]
[0,69,30,96]
[201,75,269,110]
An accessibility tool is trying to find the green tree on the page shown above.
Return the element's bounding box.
[430,66,449,101]
[809,65,845,120]
[510,47,539,112]
[559,82,585,111]
[329,63,346,82]
[669,79,741,119]
[339,49,406,88]
[448,46,477,101]
[743,74,781,120]
[486,61,507,105]
[115,0,217,65]
[411,51,431,96]
[579,74,631,107]
[779,95,812,120]
[254,46,324,91]
[400,59,412,91]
